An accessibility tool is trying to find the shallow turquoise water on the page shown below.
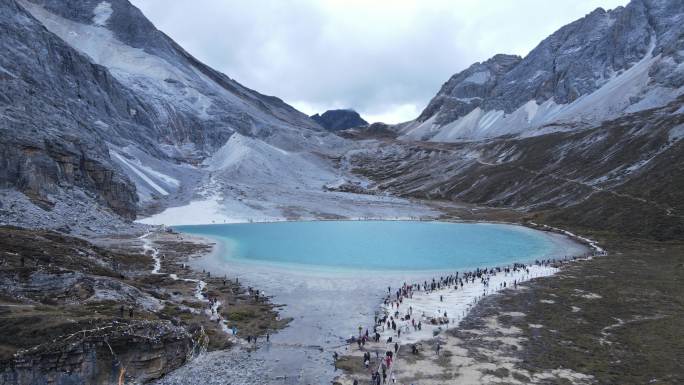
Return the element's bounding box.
[175,221,559,271]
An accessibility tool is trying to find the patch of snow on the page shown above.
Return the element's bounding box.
[137,195,278,226]
[111,151,169,196]
[624,155,656,173]
[502,311,526,317]
[93,120,109,129]
[91,2,112,26]
[669,124,684,142]
[523,100,539,122]
[454,97,482,103]
[529,70,547,81]
[0,65,16,78]
[463,71,491,85]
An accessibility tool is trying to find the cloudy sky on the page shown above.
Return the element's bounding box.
[131,0,627,124]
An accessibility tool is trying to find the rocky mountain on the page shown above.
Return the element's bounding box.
[311,109,368,131]
[400,0,684,141]
[0,0,372,233]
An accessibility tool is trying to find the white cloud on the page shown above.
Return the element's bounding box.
[131,0,628,124]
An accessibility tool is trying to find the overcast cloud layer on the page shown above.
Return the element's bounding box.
[131,0,628,124]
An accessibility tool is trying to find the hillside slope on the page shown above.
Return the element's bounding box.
[349,98,684,239]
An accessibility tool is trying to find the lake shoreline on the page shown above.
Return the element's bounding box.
[159,219,593,384]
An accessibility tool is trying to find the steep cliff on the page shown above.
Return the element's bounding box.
[0,0,144,219]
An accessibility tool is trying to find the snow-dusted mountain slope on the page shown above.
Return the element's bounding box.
[20,0,320,145]
[1,0,436,232]
[401,0,684,142]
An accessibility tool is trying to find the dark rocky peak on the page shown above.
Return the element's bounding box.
[311,109,368,131]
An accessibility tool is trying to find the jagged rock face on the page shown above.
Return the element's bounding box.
[311,109,368,131]
[0,133,139,219]
[1,321,194,385]
[417,54,521,125]
[409,0,684,141]
[0,0,143,219]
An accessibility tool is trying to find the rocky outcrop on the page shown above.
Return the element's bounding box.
[1,321,197,385]
[311,109,368,131]
[0,133,138,219]
[0,227,204,384]
[0,226,288,384]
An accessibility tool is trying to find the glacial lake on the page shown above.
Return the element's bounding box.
[170,220,586,384]
[174,221,567,272]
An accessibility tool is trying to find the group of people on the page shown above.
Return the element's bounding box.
[340,250,603,384]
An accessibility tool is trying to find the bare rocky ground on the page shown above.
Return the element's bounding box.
[0,226,287,385]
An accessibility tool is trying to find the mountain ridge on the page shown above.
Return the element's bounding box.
[400,0,684,142]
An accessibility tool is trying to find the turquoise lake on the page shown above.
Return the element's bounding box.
[174,221,563,271]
